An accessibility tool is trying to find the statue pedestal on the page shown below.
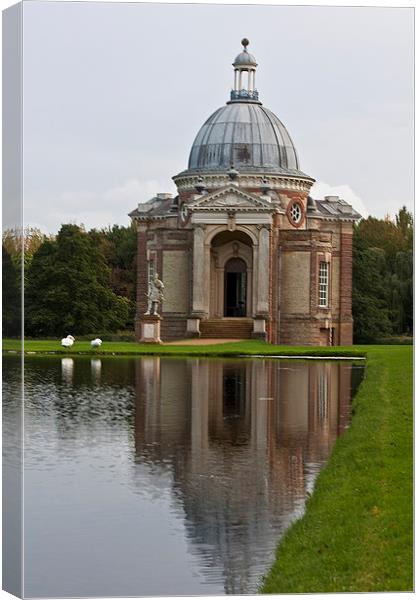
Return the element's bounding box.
[139,315,162,344]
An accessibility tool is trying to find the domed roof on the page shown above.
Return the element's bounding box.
[233,50,257,67]
[187,102,301,174]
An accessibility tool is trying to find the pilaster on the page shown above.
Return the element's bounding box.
[256,226,270,316]
[191,225,209,318]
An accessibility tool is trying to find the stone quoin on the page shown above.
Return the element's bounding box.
[130,39,361,345]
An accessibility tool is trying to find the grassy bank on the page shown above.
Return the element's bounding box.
[3,338,366,358]
[261,344,413,593]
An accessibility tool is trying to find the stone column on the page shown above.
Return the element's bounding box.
[191,226,207,315]
[188,226,208,335]
[216,265,224,317]
[251,227,270,339]
[256,226,270,315]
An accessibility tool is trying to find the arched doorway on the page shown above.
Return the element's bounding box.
[208,229,253,318]
[224,257,247,317]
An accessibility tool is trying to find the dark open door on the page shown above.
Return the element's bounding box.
[224,258,247,317]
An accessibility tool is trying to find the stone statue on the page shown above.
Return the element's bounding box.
[145,272,165,316]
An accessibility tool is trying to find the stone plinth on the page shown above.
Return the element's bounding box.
[252,317,267,340]
[186,318,201,338]
[139,315,162,344]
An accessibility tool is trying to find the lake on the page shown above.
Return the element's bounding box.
[3,355,364,597]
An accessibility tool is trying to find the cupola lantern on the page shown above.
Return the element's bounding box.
[231,38,259,102]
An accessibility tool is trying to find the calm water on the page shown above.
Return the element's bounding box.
[4,355,363,597]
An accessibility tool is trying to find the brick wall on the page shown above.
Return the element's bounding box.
[281,252,311,313]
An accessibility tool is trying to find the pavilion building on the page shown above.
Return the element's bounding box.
[130,40,360,345]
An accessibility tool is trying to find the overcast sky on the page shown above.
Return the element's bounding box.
[22,2,414,233]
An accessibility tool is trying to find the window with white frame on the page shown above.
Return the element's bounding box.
[318,261,329,307]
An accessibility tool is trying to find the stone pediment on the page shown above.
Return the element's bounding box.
[189,186,276,212]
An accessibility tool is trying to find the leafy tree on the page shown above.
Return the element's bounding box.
[396,206,413,239]
[354,217,405,266]
[88,224,137,300]
[88,224,137,324]
[2,245,21,337]
[3,227,51,288]
[352,241,393,343]
[25,224,130,337]
[3,226,48,265]
[388,249,413,335]
[352,207,413,342]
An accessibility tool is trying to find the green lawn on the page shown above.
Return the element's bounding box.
[261,344,413,593]
[3,339,412,591]
[3,337,366,357]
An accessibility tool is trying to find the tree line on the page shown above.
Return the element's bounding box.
[2,207,413,343]
[352,207,413,343]
[3,224,137,337]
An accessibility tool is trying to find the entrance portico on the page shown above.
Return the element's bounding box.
[187,187,275,339]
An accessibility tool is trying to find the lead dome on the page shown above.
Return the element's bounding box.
[184,40,305,176]
[188,103,300,174]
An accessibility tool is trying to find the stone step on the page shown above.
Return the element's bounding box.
[200,318,253,339]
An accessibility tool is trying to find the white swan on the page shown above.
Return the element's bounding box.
[90,338,102,348]
[61,335,75,348]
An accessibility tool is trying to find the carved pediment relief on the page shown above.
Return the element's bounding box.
[189,186,276,212]
[212,194,257,207]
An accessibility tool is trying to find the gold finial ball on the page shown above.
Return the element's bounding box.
[241,38,250,49]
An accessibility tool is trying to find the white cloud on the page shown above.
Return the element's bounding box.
[25,179,176,233]
[310,181,369,219]
[25,178,177,234]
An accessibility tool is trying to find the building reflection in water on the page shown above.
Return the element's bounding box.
[134,357,358,594]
